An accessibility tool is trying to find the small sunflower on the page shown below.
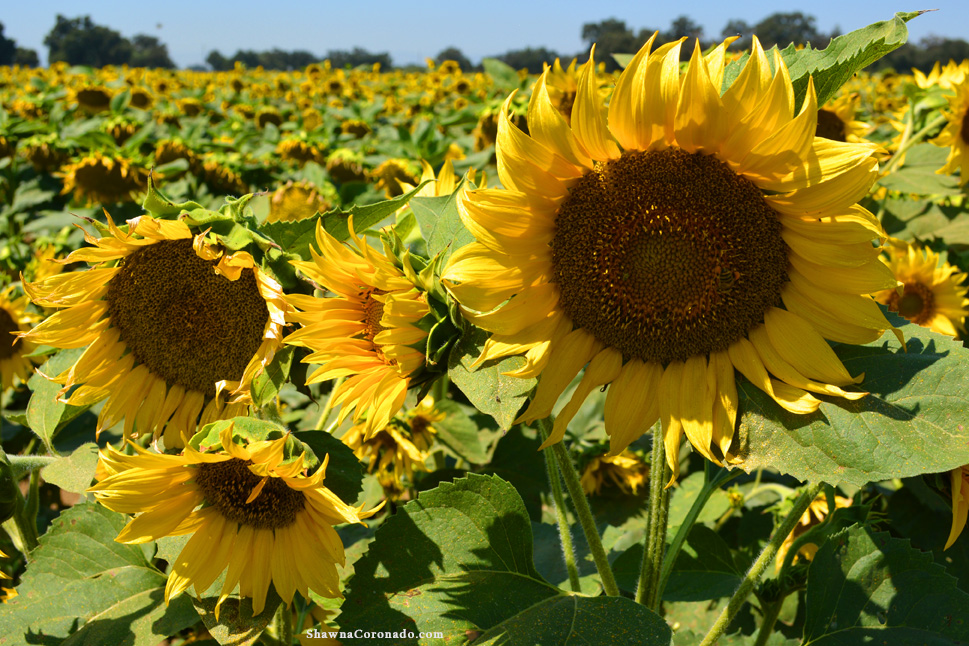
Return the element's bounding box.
[59,152,149,205]
[340,119,372,138]
[776,492,852,569]
[20,213,289,447]
[341,397,442,496]
[70,85,113,113]
[325,148,366,184]
[284,221,430,439]
[370,159,420,198]
[19,134,70,172]
[579,450,649,496]
[89,423,378,617]
[914,60,969,90]
[815,92,871,144]
[0,285,38,391]
[933,79,969,185]
[276,138,324,166]
[266,180,338,224]
[444,37,896,481]
[872,242,969,337]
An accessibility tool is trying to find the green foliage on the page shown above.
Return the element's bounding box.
[410,191,475,265]
[803,524,969,643]
[39,442,98,494]
[877,144,962,196]
[44,14,134,67]
[0,504,199,646]
[25,348,88,452]
[738,315,969,488]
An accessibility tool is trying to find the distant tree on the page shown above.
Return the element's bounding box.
[44,14,133,66]
[721,19,753,51]
[206,49,232,71]
[495,47,560,74]
[665,15,704,41]
[751,11,824,48]
[15,47,39,67]
[257,49,316,70]
[580,18,641,71]
[436,47,473,71]
[0,22,17,65]
[325,47,392,69]
[129,34,174,68]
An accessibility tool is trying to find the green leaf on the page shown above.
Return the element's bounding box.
[664,525,742,601]
[432,400,488,464]
[0,503,199,646]
[257,213,320,260]
[342,474,671,645]
[40,442,99,494]
[292,429,365,505]
[482,58,520,91]
[722,12,922,109]
[803,524,969,644]
[192,588,281,646]
[882,199,969,245]
[613,53,635,69]
[877,143,961,196]
[249,346,294,408]
[447,326,536,430]
[26,348,88,451]
[410,191,474,265]
[321,180,431,244]
[737,315,969,488]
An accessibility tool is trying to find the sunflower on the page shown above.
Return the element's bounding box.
[341,397,442,496]
[59,152,149,205]
[872,242,969,337]
[815,92,871,144]
[946,465,969,549]
[0,285,38,391]
[776,492,852,570]
[69,85,113,113]
[443,37,897,481]
[914,60,969,90]
[266,179,338,224]
[284,221,430,439]
[370,159,420,198]
[579,450,649,496]
[19,214,289,447]
[89,423,378,617]
[933,79,969,185]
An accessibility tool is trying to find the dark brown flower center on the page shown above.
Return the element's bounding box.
[0,307,22,360]
[362,289,386,345]
[552,148,789,364]
[195,459,305,529]
[815,109,847,142]
[961,108,969,147]
[888,281,935,324]
[106,239,269,396]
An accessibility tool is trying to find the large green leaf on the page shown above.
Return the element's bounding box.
[249,346,294,408]
[876,144,961,196]
[803,524,969,644]
[292,429,365,505]
[410,191,474,265]
[881,196,969,245]
[322,180,430,243]
[431,400,488,464]
[25,348,88,452]
[341,474,671,645]
[40,442,99,494]
[737,315,969,488]
[0,503,198,646]
[722,12,921,109]
[447,327,536,430]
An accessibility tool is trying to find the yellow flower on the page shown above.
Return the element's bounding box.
[69,85,113,113]
[443,37,896,482]
[19,214,289,447]
[914,60,969,90]
[89,424,378,617]
[284,222,430,439]
[815,92,871,144]
[0,285,37,391]
[946,465,969,549]
[266,180,337,223]
[933,79,969,185]
[59,152,148,206]
[872,242,969,337]
[370,159,419,198]
[777,493,852,569]
[341,397,442,496]
[580,450,649,496]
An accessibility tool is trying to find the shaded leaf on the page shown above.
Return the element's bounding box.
[292,429,365,505]
[192,588,281,646]
[432,400,488,464]
[250,346,294,408]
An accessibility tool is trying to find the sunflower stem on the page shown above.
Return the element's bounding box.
[6,455,58,480]
[699,481,824,646]
[536,418,582,593]
[656,463,742,605]
[752,598,785,646]
[636,425,670,608]
[541,421,619,597]
[880,113,947,177]
[275,602,294,645]
[315,376,345,431]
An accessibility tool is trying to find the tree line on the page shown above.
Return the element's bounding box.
[1,13,967,75]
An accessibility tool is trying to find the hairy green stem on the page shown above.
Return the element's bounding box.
[657,463,742,603]
[540,421,620,597]
[314,376,345,431]
[880,113,947,177]
[6,455,57,480]
[752,599,785,646]
[537,419,581,592]
[636,425,668,607]
[699,482,824,646]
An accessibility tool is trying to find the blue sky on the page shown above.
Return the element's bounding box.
[4,1,968,68]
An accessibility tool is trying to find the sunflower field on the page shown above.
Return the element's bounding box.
[2,10,969,646]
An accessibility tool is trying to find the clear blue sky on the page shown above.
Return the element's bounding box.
[4,1,967,68]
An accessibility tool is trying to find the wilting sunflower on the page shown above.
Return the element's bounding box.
[89,423,378,617]
[19,214,289,447]
[284,221,430,439]
[443,37,896,480]
[872,242,969,337]
[0,285,38,391]
[341,396,442,496]
[946,465,969,549]
[579,450,649,496]
[933,79,969,185]
[59,152,149,205]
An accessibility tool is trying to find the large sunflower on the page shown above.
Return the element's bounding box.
[89,423,377,616]
[284,221,430,438]
[0,285,38,391]
[872,242,969,337]
[19,214,289,447]
[443,37,897,480]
